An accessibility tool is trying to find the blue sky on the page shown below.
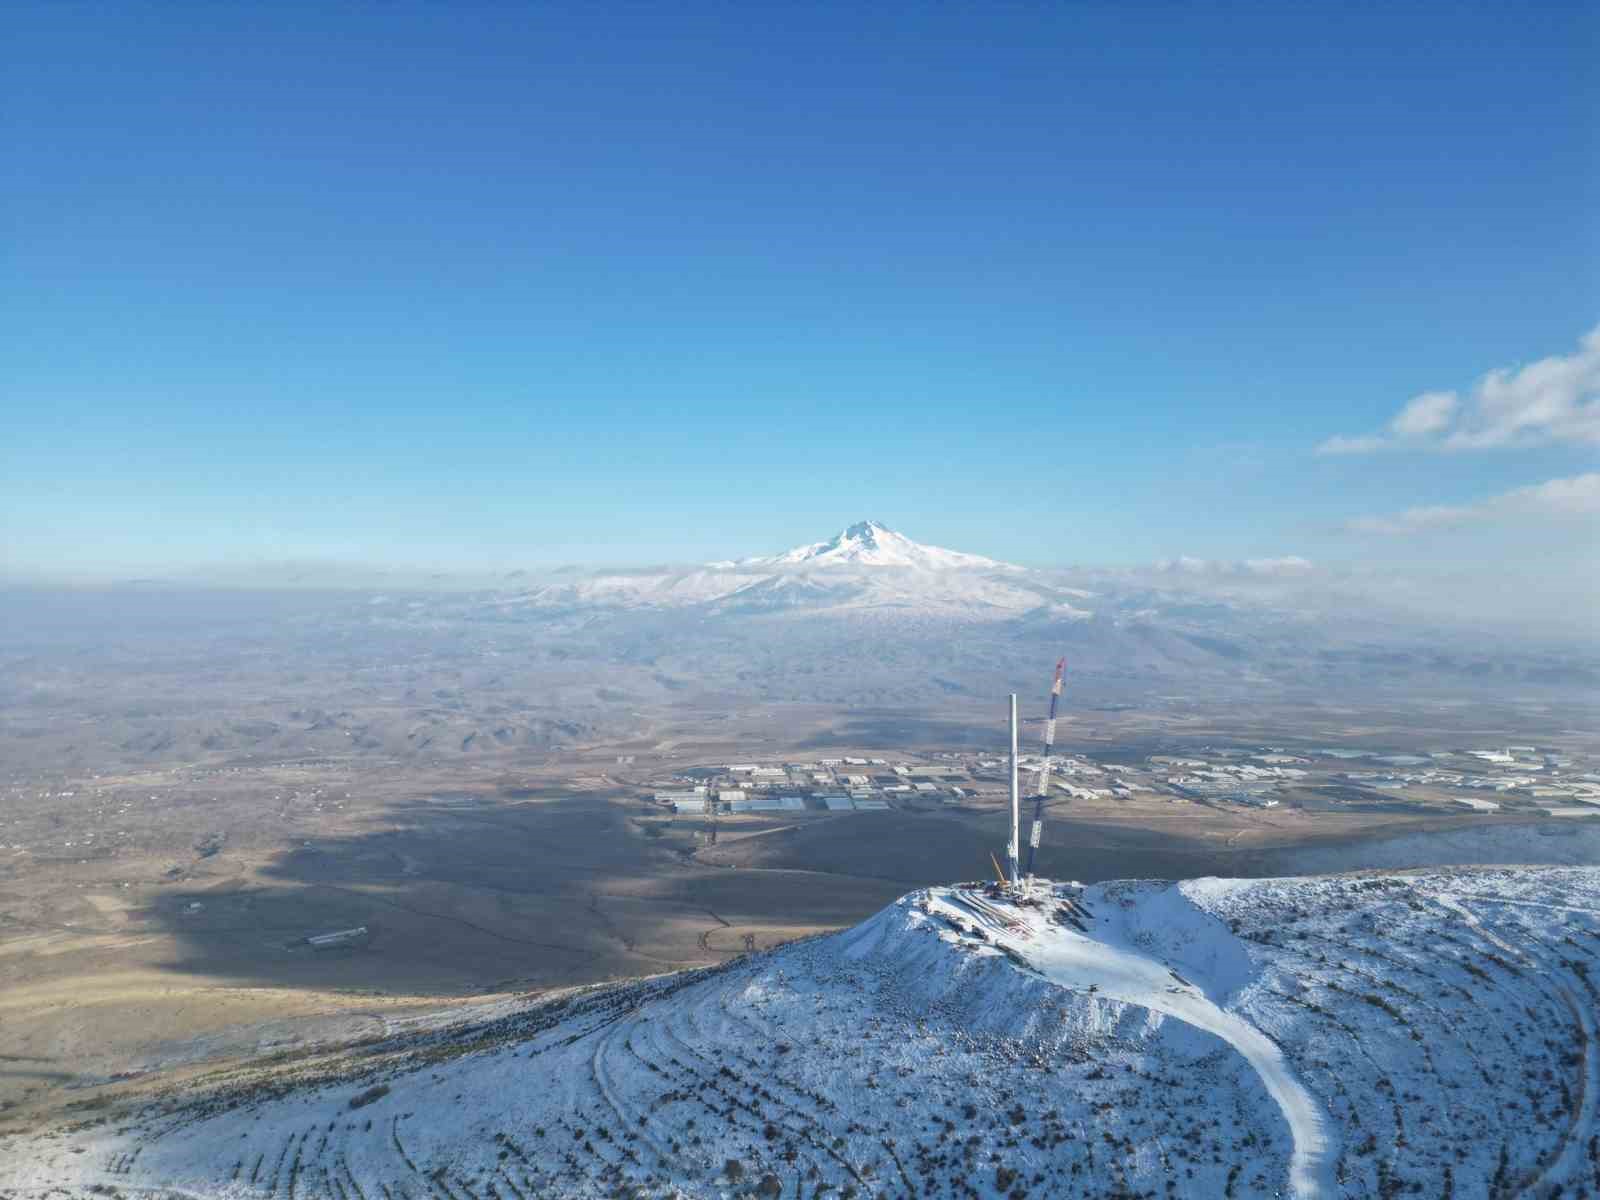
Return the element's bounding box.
[2,3,1595,577]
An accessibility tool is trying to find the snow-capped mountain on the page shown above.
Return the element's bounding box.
[738,519,1018,571]
[410,520,1600,699]
[15,867,1597,1197]
[501,521,1058,621]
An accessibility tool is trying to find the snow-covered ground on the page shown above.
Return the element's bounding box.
[5,868,1597,1199]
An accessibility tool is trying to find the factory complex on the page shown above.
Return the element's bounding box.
[650,756,955,816]
[646,740,1600,824]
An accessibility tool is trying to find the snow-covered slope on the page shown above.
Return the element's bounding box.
[9,868,1597,1198]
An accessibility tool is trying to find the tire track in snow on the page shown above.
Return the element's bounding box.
[961,892,1339,1199]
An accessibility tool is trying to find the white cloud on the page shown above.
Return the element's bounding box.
[1152,555,1314,576]
[1154,555,1211,573]
[1317,324,1600,453]
[1345,472,1600,535]
[1388,390,1459,437]
[1242,555,1315,575]
[1345,505,1476,535]
[1316,433,1389,455]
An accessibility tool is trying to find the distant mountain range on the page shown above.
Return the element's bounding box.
[437,520,1596,700]
[6,524,1589,770]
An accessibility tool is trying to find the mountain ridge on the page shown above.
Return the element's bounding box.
[11,866,1597,1197]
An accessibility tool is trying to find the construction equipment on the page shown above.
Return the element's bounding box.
[989,850,1009,886]
[1023,658,1066,884]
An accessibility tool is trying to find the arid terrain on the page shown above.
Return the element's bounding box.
[5,686,1596,1136]
[3,578,1596,1148]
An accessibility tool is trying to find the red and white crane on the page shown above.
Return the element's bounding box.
[1023,657,1066,885]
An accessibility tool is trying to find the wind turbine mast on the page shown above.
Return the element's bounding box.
[1008,693,1021,888]
[1024,657,1067,885]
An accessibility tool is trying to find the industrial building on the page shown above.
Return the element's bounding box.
[653,788,704,803]
[729,795,806,813]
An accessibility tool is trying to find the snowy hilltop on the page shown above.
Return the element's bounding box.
[8,868,1597,1198]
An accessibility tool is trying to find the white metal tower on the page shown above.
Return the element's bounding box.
[1007,692,1021,887]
